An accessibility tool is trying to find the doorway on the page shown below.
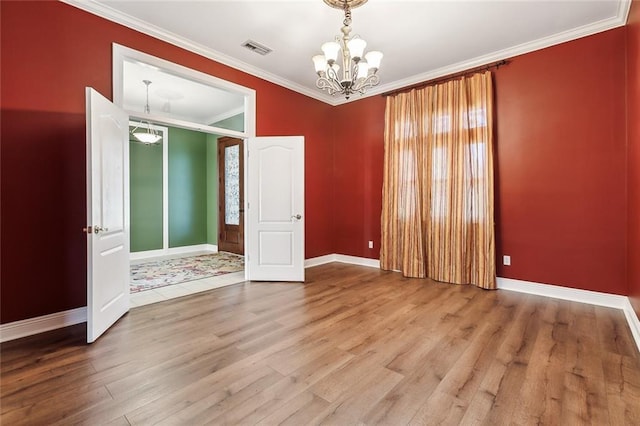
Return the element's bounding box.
[217,137,244,255]
[128,126,246,303]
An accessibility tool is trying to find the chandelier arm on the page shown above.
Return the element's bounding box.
[353,74,380,93]
[316,76,342,95]
[325,67,346,92]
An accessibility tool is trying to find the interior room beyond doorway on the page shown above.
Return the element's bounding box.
[128,120,246,306]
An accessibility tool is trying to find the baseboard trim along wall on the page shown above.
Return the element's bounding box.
[2,254,639,353]
[0,307,87,343]
[130,244,217,261]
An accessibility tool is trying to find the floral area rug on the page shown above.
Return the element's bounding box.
[130,252,244,293]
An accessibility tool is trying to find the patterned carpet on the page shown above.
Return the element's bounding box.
[130,252,244,293]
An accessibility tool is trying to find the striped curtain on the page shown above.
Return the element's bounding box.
[380,71,496,289]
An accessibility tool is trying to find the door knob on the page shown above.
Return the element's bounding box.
[93,226,109,234]
[291,214,302,220]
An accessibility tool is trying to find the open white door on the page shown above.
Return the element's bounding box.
[246,136,304,281]
[85,88,130,343]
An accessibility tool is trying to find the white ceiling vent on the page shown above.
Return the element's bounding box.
[241,40,273,56]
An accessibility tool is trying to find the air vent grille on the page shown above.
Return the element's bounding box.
[241,40,273,56]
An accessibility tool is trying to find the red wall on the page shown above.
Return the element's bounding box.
[627,0,640,318]
[1,1,635,325]
[332,96,386,259]
[494,29,628,294]
[0,1,334,323]
[333,29,629,295]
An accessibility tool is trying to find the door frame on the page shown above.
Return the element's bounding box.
[112,44,256,281]
[217,137,245,256]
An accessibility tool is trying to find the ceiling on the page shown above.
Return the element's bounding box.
[123,59,245,126]
[64,0,629,106]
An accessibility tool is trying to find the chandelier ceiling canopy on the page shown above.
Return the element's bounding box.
[312,0,383,99]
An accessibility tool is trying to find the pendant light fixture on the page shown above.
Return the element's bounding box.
[131,80,162,144]
[312,0,382,99]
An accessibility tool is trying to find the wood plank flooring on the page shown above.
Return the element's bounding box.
[2,263,639,425]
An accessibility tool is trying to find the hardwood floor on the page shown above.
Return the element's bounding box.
[2,263,639,425]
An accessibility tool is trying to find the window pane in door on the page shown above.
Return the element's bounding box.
[225,145,240,225]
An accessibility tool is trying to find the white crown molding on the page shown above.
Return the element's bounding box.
[60,0,629,108]
[334,10,631,105]
[60,0,335,105]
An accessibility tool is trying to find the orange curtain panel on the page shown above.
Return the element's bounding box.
[380,71,496,289]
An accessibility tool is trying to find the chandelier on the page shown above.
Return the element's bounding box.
[312,0,383,99]
[131,80,162,144]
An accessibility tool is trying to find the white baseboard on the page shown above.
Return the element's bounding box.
[622,298,640,352]
[304,254,380,269]
[334,254,381,268]
[0,307,87,343]
[305,254,337,268]
[3,254,638,354]
[496,277,628,309]
[497,276,639,353]
[130,244,217,261]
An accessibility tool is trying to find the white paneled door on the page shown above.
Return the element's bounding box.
[246,136,304,282]
[85,88,130,343]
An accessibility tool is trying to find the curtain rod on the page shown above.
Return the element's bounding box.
[381,59,509,97]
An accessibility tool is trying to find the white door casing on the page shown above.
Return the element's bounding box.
[246,136,304,282]
[86,88,130,343]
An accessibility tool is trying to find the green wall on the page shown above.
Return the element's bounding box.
[130,131,164,252]
[168,127,208,247]
[129,125,222,252]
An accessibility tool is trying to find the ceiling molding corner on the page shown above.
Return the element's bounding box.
[60,0,336,104]
[332,9,630,105]
[60,0,631,108]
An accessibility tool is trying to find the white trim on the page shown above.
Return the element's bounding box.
[346,12,631,106]
[304,254,381,269]
[163,126,169,249]
[496,277,628,310]
[130,244,217,261]
[334,254,381,269]
[62,0,629,107]
[5,254,638,354]
[0,308,87,343]
[205,107,245,128]
[112,44,257,138]
[498,277,639,353]
[622,298,640,353]
[304,254,337,268]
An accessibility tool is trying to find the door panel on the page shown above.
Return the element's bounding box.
[247,136,304,282]
[218,137,244,255]
[86,88,130,343]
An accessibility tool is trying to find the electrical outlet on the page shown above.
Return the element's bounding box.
[368,240,374,249]
[503,255,511,266]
